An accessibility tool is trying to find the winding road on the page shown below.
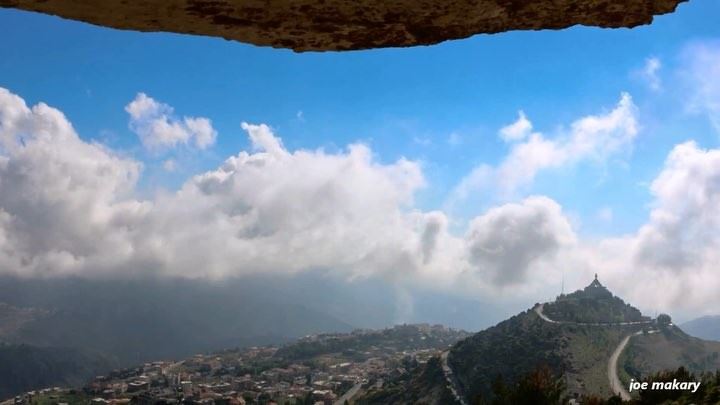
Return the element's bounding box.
[607,329,659,400]
[534,303,652,327]
[534,303,658,400]
[438,303,658,404]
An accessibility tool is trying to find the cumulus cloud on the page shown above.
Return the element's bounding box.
[6,86,720,317]
[126,93,217,150]
[451,93,638,202]
[0,87,433,283]
[465,197,575,286]
[0,87,576,300]
[499,110,533,142]
[634,141,720,271]
[0,87,148,277]
[569,140,720,317]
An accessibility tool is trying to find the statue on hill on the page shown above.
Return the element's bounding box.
[583,273,612,299]
[547,274,649,323]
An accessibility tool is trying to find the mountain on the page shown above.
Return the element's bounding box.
[681,315,720,341]
[0,277,354,365]
[0,272,506,398]
[0,276,358,398]
[361,276,720,404]
[0,344,113,399]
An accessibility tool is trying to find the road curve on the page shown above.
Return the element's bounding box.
[441,351,469,405]
[534,302,661,400]
[534,303,652,326]
[608,334,633,401]
[608,330,659,401]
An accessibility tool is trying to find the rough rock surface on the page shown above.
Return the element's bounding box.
[1,0,688,52]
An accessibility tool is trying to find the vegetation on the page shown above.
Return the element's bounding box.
[543,283,648,324]
[449,310,566,403]
[489,366,567,405]
[362,278,720,403]
[26,390,88,405]
[622,326,720,380]
[274,324,469,362]
[355,356,457,405]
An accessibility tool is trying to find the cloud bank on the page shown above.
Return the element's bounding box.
[0,87,572,300]
[2,85,720,317]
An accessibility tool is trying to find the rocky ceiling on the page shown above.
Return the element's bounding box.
[0,0,688,52]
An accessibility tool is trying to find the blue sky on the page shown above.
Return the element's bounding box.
[2,0,720,316]
[1,1,718,232]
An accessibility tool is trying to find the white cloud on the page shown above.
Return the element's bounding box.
[639,57,662,91]
[451,93,638,202]
[499,110,533,142]
[0,87,576,301]
[6,86,720,317]
[682,41,720,134]
[634,141,720,272]
[125,93,217,151]
[465,197,576,286]
[573,141,720,317]
[0,87,148,277]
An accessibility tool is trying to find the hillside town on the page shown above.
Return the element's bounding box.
[2,324,469,405]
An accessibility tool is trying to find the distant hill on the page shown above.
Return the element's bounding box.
[623,325,720,378]
[0,276,353,366]
[274,324,471,361]
[681,315,720,341]
[361,276,720,404]
[0,344,113,399]
[0,276,356,398]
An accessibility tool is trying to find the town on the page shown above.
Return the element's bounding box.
[2,324,469,405]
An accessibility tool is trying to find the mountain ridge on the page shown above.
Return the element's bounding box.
[361,275,720,404]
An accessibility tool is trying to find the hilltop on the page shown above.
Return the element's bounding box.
[542,275,650,324]
[361,276,720,404]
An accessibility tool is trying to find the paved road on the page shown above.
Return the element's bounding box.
[534,303,652,326]
[535,302,660,400]
[608,333,634,401]
[333,382,362,405]
[607,329,659,401]
[441,351,469,405]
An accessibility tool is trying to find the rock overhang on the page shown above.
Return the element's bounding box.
[0,0,689,52]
